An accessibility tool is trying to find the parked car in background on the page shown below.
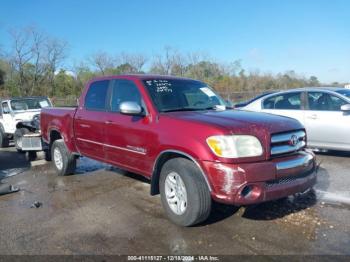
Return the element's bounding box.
[23,75,318,226]
[0,96,52,149]
[234,91,276,108]
[241,87,350,151]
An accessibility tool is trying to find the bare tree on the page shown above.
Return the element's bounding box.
[6,27,68,96]
[150,46,187,75]
[119,52,147,73]
[89,51,115,75]
[44,38,68,95]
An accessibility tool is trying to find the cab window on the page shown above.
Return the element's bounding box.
[110,80,142,112]
[85,80,110,110]
[307,92,347,111]
[263,92,301,110]
[2,102,10,114]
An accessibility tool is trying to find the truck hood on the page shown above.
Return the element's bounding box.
[14,109,41,122]
[164,109,304,135]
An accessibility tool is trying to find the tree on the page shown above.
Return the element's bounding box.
[308,76,320,87]
[89,51,115,75]
[119,52,147,73]
[45,38,68,96]
[6,26,68,96]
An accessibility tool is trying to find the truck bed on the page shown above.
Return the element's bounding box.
[40,107,78,152]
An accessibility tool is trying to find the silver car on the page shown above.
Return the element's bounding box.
[241,87,350,151]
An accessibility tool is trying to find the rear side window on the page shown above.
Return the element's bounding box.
[263,92,301,110]
[85,80,109,110]
[110,80,142,112]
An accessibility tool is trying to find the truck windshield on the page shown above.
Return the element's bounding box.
[10,98,52,111]
[143,79,227,112]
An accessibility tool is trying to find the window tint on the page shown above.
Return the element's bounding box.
[85,80,109,110]
[308,92,347,111]
[263,92,301,110]
[110,80,142,112]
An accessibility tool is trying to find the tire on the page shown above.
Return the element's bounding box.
[27,151,38,161]
[0,126,9,148]
[51,139,76,176]
[159,157,211,226]
[14,128,29,153]
[44,150,52,161]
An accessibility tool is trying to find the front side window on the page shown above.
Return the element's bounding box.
[10,98,52,111]
[2,102,10,114]
[143,79,226,112]
[263,92,301,110]
[110,80,142,112]
[308,92,347,111]
[85,80,109,110]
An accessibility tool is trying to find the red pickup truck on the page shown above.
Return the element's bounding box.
[41,75,316,226]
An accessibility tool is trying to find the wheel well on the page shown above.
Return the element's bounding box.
[16,123,32,132]
[49,130,62,147]
[150,152,192,196]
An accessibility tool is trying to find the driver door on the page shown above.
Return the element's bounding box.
[305,91,350,150]
[104,79,154,175]
[1,102,14,133]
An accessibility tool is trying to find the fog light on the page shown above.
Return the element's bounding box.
[241,185,253,198]
[240,185,262,200]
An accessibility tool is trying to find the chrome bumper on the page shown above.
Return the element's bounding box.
[276,151,314,171]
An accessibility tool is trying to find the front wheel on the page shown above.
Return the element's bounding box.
[51,139,77,176]
[0,127,9,148]
[159,158,212,226]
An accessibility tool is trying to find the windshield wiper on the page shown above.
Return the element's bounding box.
[203,105,228,111]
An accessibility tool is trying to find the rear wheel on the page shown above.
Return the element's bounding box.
[14,128,30,153]
[159,158,211,226]
[51,139,76,176]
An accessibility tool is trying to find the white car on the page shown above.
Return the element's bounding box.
[0,96,52,148]
[240,87,350,151]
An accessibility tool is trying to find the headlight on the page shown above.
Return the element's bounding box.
[206,135,263,158]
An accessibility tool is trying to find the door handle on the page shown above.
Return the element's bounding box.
[307,114,317,120]
[105,120,114,124]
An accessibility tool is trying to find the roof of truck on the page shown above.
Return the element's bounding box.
[89,74,197,82]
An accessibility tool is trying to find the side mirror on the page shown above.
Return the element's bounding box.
[340,104,350,112]
[120,101,143,116]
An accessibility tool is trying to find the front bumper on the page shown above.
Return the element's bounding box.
[201,150,316,205]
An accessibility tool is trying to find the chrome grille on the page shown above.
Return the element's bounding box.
[270,130,306,156]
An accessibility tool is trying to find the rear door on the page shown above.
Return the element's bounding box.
[305,91,350,150]
[261,92,305,125]
[74,80,110,161]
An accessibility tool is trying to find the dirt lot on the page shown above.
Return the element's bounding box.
[0,147,349,255]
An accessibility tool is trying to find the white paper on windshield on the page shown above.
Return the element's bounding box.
[39,100,50,108]
[200,87,216,97]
